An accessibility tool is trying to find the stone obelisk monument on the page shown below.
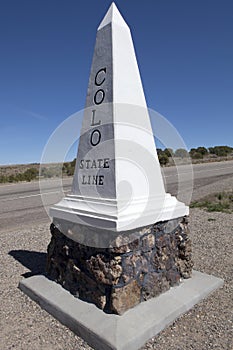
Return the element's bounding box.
[47,3,192,314]
[50,3,188,233]
[19,4,223,350]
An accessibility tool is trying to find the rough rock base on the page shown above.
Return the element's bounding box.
[46,217,193,315]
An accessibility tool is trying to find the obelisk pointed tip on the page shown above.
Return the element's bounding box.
[98,2,129,30]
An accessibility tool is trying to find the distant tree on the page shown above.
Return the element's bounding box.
[192,152,203,159]
[174,148,189,158]
[189,147,207,159]
[62,159,76,176]
[208,146,233,157]
[208,147,215,154]
[164,148,174,158]
[158,153,169,166]
[156,148,163,157]
[196,147,208,156]
[189,148,197,157]
[69,158,76,175]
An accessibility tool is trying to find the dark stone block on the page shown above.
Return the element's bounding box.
[110,280,141,315]
[166,268,180,286]
[121,253,148,283]
[86,254,122,285]
[142,272,170,300]
[46,216,193,315]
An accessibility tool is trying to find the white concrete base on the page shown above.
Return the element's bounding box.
[19,271,223,350]
[50,193,189,232]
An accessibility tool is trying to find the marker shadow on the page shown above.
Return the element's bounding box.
[9,250,47,278]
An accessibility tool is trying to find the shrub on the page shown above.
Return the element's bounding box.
[163,148,174,157]
[23,168,38,182]
[191,152,203,159]
[158,153,169,166]
[174,148,189,158]
[208,146,233,157]
[62,159,76,176]
[196,147,208,155]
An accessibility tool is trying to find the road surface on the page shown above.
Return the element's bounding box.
[0,160,232,232]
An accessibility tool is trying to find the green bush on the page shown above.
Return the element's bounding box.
[208,146,233,157]
[40,166,61,178]
[23,168,38,181]
[158,153,169,166]
[163,148,174,157]
[196,147,208,155]
[191,152,203,159]
[174,148,189,158]
[62,159,76,176]
[0,175,7,183]
[0,168,39,183]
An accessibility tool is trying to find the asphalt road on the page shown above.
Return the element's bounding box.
[0,160,232,232]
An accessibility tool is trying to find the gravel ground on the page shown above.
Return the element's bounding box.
[0,207,232,350]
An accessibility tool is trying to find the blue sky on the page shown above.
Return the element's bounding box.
[0,0,232,164]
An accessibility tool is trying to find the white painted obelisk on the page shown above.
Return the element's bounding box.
[50,3,188,231]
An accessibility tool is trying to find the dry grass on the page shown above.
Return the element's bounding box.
[190,191,233,213]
